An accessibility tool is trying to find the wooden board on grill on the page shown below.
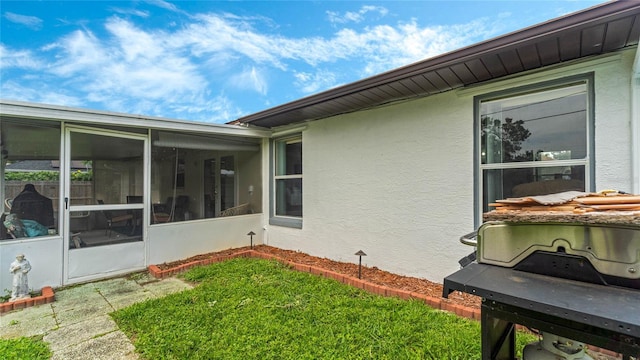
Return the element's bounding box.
[573,195,640,205]
[483,210,640,225]
[585,203,640,210]
[485,192,640,225]
[494,198,537,205]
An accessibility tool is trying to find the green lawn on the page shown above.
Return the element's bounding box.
[112,258,536,359]
[0,336,51,360]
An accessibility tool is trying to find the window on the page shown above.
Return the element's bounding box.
[271,136,302,227]
[1,118,61,240]
[150,130,261,224]
[475,76,593,224]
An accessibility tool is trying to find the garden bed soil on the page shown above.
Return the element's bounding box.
[156,245,481,309]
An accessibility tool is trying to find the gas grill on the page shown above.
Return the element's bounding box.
[443,221,640,360]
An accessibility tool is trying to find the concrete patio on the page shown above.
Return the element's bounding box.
[0,273,192,360]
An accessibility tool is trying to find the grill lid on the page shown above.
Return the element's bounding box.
[477,221,640,281]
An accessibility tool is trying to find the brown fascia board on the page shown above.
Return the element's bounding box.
[233,0,640,125]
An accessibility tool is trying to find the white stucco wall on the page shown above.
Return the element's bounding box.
[593,51,635,191]
[264,49,638,284]
[0,215,265,291]
[266,89,475,283]
[148,214,264,264]
[0,236,63,295]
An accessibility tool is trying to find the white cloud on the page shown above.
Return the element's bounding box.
[105,16,165,62]
[153,94,247,123]
[144,0,192,18]
[0,44,42,69]
[46,30,109,76]
[179,12,499,76]
[110,7,150,18]
[217,17,498,84]
[145,0,180,13]
[327,5,388,24]
[321,18,500,76]
[180,14,287,70]
[3,12,43,30]
[0,80,83,106]
[161,6,490,82]
[189,95,247,123]
[228,67,268,95]
[24,16,217,121]
[293,69,338,94]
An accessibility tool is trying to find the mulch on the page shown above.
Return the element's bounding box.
[155,245,481,309]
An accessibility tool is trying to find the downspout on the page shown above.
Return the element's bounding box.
[632,46,640,194]
[0,158,4,213]
[0,134,4,212]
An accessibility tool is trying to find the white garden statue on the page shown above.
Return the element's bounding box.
[9,253,31,301]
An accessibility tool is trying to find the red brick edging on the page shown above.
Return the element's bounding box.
[0,286,54,314]
[148,250,623,358]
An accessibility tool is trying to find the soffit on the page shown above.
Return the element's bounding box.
[234,1,640,129]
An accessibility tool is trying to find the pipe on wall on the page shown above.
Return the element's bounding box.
[632,47,640,194]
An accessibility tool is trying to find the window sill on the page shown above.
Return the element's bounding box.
[269,216,302,229]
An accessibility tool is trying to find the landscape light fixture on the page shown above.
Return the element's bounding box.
[247,231,256,249]
[355,250,367,279]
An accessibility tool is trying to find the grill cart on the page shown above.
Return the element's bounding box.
[444,200,640,360]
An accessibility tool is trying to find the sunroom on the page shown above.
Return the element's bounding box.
[0,102,269,291]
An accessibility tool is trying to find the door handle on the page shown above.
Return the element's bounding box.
[65,197,69,210]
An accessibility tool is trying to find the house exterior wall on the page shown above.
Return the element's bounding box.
[1,237,63,295]
[593,51,635,191]
[0,214,265,292]
[265,90,475,283]
[147,214,264,265]
[264,49,638,283]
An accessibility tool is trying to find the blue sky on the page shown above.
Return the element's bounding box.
[1,0,605,124]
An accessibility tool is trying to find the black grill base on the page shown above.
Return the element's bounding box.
[443,263,640,359]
